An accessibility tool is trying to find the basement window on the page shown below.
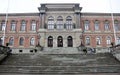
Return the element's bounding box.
[19,50,23,53]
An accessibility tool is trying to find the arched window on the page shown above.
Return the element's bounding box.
[104,20,109,31]
[84,20,90,30]
[30,37,35,46]
[48,36,53,47]
[9,37,14,46]
[1,20,5,31]
[106,37,111,45]
[86,37,90,45]
[19,37,24,46]
[94,20,100,30]
[48,16,54,29]
[57,16,63,29]
[11,20,16,31]
[114,20,119,31]
[66,16,72,30]
[31,20,36,31]
[21,20,26,31]
[117,37,120,45]
[96,37,101,45]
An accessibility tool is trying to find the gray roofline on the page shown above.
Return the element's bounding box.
[0,13,39,16]
[0,12,120,17]
[81,12,120,16]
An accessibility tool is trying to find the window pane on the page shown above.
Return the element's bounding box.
[57,16,63,29]
[1,21,5,31]
[117,37,120,45]
[86,37,90,45]
[21,21,26,31]
[19,37,24,45]
[114,20,119,31]
[96,37,101,45]
[104,21,109,31]
[0,37,3,45]
[66,16,72,30]
[48,16,54,29]
[31,21,36,31]
[9,37,14,45]
[11,21,16,31]
[95,21,99,30]
[30,37,35,46]
[106,37,111,45]
[84,20,89,30]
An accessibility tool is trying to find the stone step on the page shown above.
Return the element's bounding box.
[0,65,120,74]
[0,53,120,74]
[1,53,120,66]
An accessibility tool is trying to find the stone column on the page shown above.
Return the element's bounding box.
[64,38,67,47]
[40,13,45,28]
[76,13,80,28]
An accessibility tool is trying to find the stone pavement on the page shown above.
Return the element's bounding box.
[0,73,120,75]
[0,53,120,74]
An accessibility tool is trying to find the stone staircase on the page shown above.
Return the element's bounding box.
[0,53,120,74]
[41,47,83,54]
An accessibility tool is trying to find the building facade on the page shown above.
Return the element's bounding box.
[0,3,120,53]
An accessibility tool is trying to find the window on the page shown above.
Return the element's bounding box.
[96,37,101,45]
[31,21,36,31]
[0,37,3,45]
[117,37,120,45]
[57,16,63,29]
[30,37,35,46]
[86,37,90,45]
[9,37,14,46]
[106,37,111,45]
[11,20,16,31]
[48,16,54,29]
[66,16,72,30]
[94,20,100,30]
[20,20,26,31]
[19,37,24,46]
[104,20,109,31]
[1,20,5,31]
[84,20,89,30]
[114,20,119,31]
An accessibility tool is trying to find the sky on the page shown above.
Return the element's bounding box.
[0,0,120,13]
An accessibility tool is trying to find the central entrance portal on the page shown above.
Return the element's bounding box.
[57,36,63,47]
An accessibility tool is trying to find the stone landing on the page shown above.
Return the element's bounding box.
[41,47,83,54]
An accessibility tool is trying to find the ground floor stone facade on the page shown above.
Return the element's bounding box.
[38,29,82,47]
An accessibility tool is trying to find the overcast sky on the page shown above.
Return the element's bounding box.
[0,0,120,13]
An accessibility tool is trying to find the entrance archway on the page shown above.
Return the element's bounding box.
[67,36,73,47]
[48,36,53,47]
[57,36,63,47]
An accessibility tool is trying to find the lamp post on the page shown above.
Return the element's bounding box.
[3,0,10,45]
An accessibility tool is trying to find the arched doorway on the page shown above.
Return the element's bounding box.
[48,36,53,47]
[57,36,63,47]
[67,36,73,47]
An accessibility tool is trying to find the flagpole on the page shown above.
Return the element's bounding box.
[109,0,117,45]
[3,0,10,45]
